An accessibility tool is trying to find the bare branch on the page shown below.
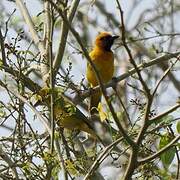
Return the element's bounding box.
[53,0,80,75]
[0,29,7,66]
[0,145,19,179]
[15,0,45,56]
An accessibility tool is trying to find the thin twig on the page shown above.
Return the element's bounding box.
[152,59,178,97]
[54,140,68,180]
[112,85,132,126]
[168,126,180,180]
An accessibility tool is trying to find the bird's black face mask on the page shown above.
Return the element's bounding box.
[102,35,119,51]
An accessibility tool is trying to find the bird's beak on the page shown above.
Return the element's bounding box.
[112,35,119,40]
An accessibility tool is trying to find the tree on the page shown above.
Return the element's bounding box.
[0,0,179,179]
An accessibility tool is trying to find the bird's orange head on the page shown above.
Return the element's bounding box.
[95,32,119,51]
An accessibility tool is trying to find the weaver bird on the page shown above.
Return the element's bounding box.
[86,32,119,113]
[34,87,96,136]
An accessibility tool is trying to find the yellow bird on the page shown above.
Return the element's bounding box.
[86,32,119,113]
[34,87,96,136]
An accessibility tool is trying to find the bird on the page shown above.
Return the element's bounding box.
[34,87,97,136]
[86,32,119,113]
[34,88,123,151]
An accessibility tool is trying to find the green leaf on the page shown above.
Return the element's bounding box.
[159,133,176,169]
[160,148,176,169]
[176,121,180,133]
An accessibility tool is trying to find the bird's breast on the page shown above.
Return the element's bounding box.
[87,49,114,86]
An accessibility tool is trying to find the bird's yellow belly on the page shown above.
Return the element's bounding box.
[86,56,114,87]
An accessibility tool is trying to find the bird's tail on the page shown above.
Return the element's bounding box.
[89,90,101,114]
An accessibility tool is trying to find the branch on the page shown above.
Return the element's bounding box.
[149,102,180,124]
[116,1,153,179]
[116,0,150,97]
[0,77,68,179]
[83,137,124,180]
[15,0,45,56]
[1,65,41,92]
[152,59,179,97]
[0,145,19,179]
[0,29,7,66]
[53,0,80,75]
[41,0,53,83]
[138,135,180,164]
